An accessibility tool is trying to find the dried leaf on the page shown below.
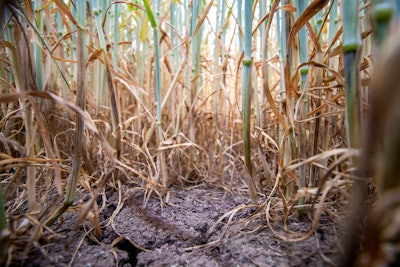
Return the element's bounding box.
[54,0,77,25]
[192,0,214,39]
[288,0,330,49]
[86,48,103,66]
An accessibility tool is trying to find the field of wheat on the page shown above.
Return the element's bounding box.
[1,0,400,266]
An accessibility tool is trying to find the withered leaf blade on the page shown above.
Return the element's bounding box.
[288,0,329,49]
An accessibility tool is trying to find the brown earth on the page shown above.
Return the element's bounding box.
[11,185,343,267]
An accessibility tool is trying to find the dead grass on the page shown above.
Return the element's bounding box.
[1,1,395,266]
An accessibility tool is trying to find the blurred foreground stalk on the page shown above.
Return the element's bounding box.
[342,0,362,149]
[340,1,364,265]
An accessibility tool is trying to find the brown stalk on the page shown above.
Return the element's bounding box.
[5,16,37,211]
[104,50,122,159]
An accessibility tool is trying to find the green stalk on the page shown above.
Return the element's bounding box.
[342,0,362,149]
[223,2,234,132]
[170,0,177,135]
[137,11,147,141]
[237,0,243,53]
[242,0,258,204]
[70,1,77,86]
[153,0,161,17]
[55,10,69,97]
[340,2,366,264]
[137,15,145,87]
[92,1,106,117]
[258,0,267,128]
[174,1,185,136]
[143,0,168,188]
[328,0,338,46]
[170,0,177,72]
[94,0,122,157]
[396,0,400,19]
[260,2,288,191]
[370,2,396,193]
[186,0,204,169]
[102,0,111,33]
[94,60,106,116]
[219,0,226,64]
[252,0,260,156]
[256,0,273,187]
[314,10,323,39]
[33,0,43,90]
[189,0,200,141]
[276,3,284,146]
[212,0,222,144]
[371,0,394,47]
[143,0,162,143]
[296,0,309,84]
[113,3,119,71]
[183,0,190,127]
[252,1,260,128]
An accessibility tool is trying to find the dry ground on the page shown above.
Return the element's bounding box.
[10,184,342,267]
